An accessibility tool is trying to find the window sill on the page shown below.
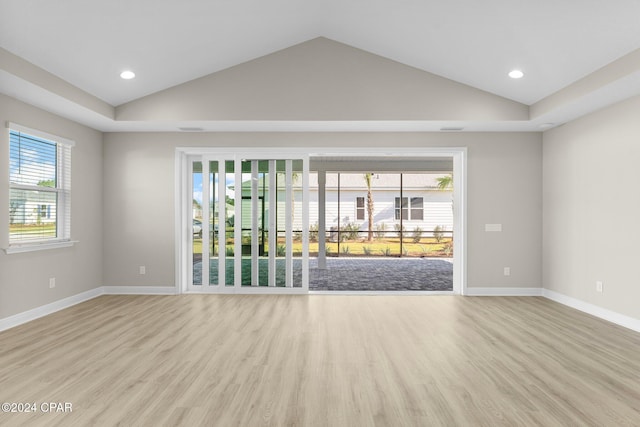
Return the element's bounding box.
[4,240,78,254]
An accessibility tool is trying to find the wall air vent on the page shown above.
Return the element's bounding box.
[440,127,464,131]
[178,127,204,132]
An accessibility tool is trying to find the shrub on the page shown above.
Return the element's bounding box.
[374,223,387,241]
[340,245,351,255]
[380,246,392,256]
[411,226,423,243]
[309,222,319,242]
[225,246,234,256]
[443,242,453,256]
[394,223,406,238]
[276,244,286,257]
[362,245,373,256]
[340,222,360,241]
[433,225,445,243]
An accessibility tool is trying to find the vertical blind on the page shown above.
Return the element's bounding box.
[8,124,73,244]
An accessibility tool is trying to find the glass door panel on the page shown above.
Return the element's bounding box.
[225,160,235,286]
[189,155,308,291]
[209,161,219,285]
[291,159,303,287]
[192,161,203,286]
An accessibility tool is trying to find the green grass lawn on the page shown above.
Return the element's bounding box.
[193,236,453,257]
[9,223,56,238]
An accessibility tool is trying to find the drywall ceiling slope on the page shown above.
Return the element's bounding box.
[3,0,640,107]
[2,37,640,132]
[116,38,528,123]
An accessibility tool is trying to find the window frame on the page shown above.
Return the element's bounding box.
[5,123,76,254]
[395,196,423,221]
[356,196,365,220]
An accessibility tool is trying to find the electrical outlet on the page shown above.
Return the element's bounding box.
[49,277,56,289]
[503,267,511,276]
[139,266,146,275]
[596,281,603,293]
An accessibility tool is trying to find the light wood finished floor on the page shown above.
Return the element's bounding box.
[1,295,639,426]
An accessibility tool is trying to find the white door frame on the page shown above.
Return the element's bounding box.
[175,146,467,295]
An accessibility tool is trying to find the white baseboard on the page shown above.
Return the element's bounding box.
[4,285,637,335]
[102,286,178,295]
[0,287,103,332]
[543,289,640,333]
[0,285,178,332]
[309,291,455,296]
[465,287,543,296]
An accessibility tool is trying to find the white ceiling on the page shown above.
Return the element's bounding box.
[1,0,640,131]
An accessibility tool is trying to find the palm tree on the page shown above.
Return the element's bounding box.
[436,174,454,235]
[364,173,375,242]
[436,174,453,190]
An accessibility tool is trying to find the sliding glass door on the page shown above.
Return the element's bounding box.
[189,155,308,292]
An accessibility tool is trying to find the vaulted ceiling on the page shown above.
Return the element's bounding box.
[1,0,640,132]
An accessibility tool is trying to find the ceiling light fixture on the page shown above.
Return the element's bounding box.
[508,69,524,79]
[120,70,136,80]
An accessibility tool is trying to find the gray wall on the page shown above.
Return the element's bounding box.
[103,132,542,290]
[543,95,640,320]
[116,38,528,122]
[0,94,103,318]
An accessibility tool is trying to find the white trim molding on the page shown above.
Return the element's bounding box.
[0,287,102,332]
[3,285,639,336]
[465,287,543,296]
[543,289,640,333]
[310,291,455,296]
[102,286,178,295]
[4,240,78,254]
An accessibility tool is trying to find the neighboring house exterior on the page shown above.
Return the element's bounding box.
[9,194,56,225]
[240,172,453,237]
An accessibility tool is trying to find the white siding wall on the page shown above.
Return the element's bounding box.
[243,188,453,235]
[307,189,453,235]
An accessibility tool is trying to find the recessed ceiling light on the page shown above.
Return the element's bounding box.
[508,69,524,79]
[120,70,136,80]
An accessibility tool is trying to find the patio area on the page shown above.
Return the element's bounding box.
[309,257,453,291]
[193,257,453,291]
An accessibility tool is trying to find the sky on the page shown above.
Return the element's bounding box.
[9,131,57,186]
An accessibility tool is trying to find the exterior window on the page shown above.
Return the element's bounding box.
[8,124,74,250]
[410,197,423,220]
[356,196,365,220]
[395,197,423,220]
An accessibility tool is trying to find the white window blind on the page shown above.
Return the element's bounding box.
[7,123,74,250]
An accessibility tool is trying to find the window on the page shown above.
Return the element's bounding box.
[7,124,74,252]
[410,197,424,220]
[356,196,365,220]
[395,197,423,220]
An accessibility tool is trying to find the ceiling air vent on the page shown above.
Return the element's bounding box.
[178,127,204,132]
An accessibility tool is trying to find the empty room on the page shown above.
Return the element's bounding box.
[1,1,640,425]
